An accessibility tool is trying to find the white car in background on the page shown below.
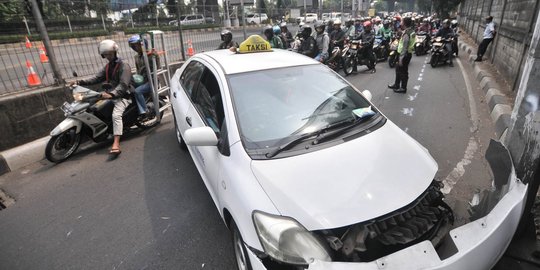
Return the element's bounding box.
[169,35,527,270]
[297,13,318,24]
[246,13,268,24]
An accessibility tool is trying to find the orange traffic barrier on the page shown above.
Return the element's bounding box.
[26,60,41,86]
[187,39,194,57]
[39,45,49,63]
[25,36,32,49]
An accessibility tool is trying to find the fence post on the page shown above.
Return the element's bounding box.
[66,15,73,33]
[28,0,64,85]
[22,16,31,36]
[176,1,186,61]
[101,14,107,31]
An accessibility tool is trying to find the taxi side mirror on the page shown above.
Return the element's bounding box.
[184,126,218,146]
[362,90,372,102]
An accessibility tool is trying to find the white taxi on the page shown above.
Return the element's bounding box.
[169,35,527,270]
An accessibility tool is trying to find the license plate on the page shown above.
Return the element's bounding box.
[433,42,443,46]
[390,51,395,55]
[61,102,71,113]
[351,44,357,49]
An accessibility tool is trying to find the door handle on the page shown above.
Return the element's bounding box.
[186,116,192,126]
[173,92,177,98]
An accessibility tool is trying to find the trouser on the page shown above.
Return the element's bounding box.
[134,82,152,114]
[477,38,494,59]
[445,43,454,63]
[112,98,131,136]
[364,47,376,69]
[394,53,412,89]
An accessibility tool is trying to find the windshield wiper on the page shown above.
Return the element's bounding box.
[265,117,356,158]
[313,114,378,145]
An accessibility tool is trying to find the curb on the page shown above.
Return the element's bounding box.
[0,136,49,176]
[458,39,512,140]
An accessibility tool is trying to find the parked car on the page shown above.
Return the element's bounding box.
[296,13,318,24]
[169,14,205,26]
[169,35,527,270]
[246,13,268,24]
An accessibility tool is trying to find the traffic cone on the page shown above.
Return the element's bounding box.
[25,36,32,49]
[39,45,49,63]
[187,39,194,57]
[26,60,41,86]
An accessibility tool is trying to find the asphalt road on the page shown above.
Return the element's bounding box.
[0,52,502,269]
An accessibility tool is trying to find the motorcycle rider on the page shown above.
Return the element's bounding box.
[75,39,132,155]
[344,19,355,38]
[416,18,432,50]
[298,24,317,58]
[263,25,284,49]
[329,19,346,51]
[353,20,377,73]
[280,22,294,49]
[353,18,364,37]
[435,19,455,66]
[314,22,330,62]
[217,29,239,49]
[388,17,416,93]
[450,19,459,56]
[273,25,287,48]
[128,35,157,122]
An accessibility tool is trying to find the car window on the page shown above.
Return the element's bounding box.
[192,68,225,134]
[247,14,255,18]
[187,15,195,20]
[180,16,186,20]
[197,15,203,19]
[180,61,205,98]
[228,65,376,150]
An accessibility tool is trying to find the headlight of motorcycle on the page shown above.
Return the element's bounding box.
[72,93,83,101]
[252,211,331,265]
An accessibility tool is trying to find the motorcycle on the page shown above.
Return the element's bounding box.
[325,44,347,74]
[388,37,399,68]
[429,36,454,68]
[373,35,389,62]
[414,31,430,56]
[45,84,166,163]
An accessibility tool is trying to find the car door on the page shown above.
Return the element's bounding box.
[184,61,228,205]
[171,61,205,135]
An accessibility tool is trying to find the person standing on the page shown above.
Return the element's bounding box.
[475,16,496,62]
[388,17,415,93]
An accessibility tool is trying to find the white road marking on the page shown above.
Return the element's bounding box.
[401,108,414,116]
[417,77,423,81]
[421,68,425,73]
[408,93,419,101]
[404,127,409,133]
[442,58,480,194]
[413,85,421,91]
[67,230,73,237]
[385,96,389,99]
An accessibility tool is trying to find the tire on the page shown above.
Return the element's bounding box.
[231,220,252,270]
[342,56,355,76]
[416,46,422,56]
[430,54,438,68]
[388,55,396,68]
[173,113,187,150]
[45,128,81,163]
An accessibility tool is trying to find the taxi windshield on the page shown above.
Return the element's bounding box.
[228,65,381,153]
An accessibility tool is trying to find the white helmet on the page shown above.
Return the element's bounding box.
[98,39,119,55]
[334,19,342,25]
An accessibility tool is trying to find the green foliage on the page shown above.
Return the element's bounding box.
[257,0,267,14]
[0,0,25,22]
[433,0,461,18]
[373,0,386,11]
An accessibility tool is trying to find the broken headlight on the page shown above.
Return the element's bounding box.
[253,211,331,265]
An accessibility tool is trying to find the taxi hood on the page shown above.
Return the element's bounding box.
[250,122,438,230]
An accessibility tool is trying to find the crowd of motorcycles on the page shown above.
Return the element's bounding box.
[283,17,459,74]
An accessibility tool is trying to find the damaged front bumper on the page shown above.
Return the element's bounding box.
[246,140,528,270]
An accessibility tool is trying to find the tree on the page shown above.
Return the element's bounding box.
[416,0,431,14]
[258,0,267,14]
[433,0,461,18]
[0,0,25,22]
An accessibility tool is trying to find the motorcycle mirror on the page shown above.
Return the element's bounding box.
[72,71,78,77]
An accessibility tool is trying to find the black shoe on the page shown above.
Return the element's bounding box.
[137,111,151,122]
[449,61,454,67]
[393,88,407,93]
[370,67,376,73]
[474,58,482,62]
[388,84,399,89]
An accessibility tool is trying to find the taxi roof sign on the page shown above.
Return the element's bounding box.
[238,35,272,54]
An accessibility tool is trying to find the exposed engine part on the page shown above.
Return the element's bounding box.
[316,180,454,262]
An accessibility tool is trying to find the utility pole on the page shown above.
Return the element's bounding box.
[28,0,64,85]
[176,0,186,60]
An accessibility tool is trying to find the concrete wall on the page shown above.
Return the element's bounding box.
[459,0,540,90]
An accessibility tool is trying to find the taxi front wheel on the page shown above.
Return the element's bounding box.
[231,220,253,270]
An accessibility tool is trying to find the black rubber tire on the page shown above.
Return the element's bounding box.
[342,57,355,76]
[45,128,81,163]
[173,113,187,150]
[416,46,422,56]
[430,54,439,68]
[389,55,396,68]
[231,220,252,270]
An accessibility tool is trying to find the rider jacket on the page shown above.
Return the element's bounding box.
[218,41,239,49]
[315,32,330,58]
[436,27,455,38]
[356,29,375,48]
[78,57,132,99]
[330,29,346,48]
[299,36,317,58]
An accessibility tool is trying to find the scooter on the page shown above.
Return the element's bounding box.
[414,31,430,56]
[429,36,454,68]
[373,35,389,62]
[45,84,165,163]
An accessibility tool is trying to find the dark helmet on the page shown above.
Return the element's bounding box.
[345,19,354,26]
[221,29,232,42]
[314,21,326,32]
[263,25,274,38]
[301,24,312,37]
[383,20,391,27]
